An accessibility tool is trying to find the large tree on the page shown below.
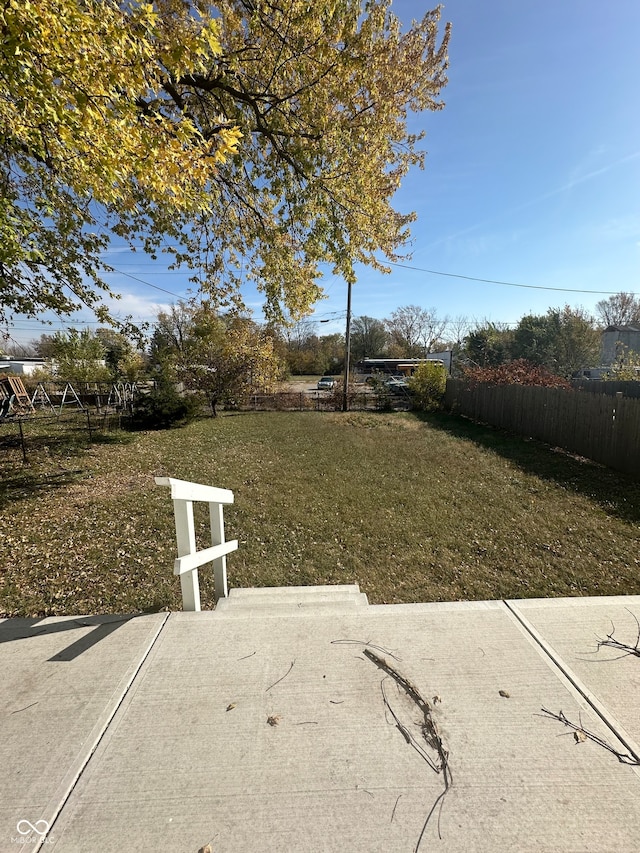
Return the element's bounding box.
[0,0,240,324]
[463,322,513,368]
[595,293,640,327]
[151,301,284,402]
[1,0,450,326]
[512,306,599,377]
[350,316,388,361]
[385,304,447,357]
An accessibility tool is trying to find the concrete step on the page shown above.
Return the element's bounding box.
[227,584,364,602]
[214,584,368,616]
[213,599,367,617]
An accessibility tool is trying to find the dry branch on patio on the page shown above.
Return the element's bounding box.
[539,708,640,766]
[595,610,640,659]
[363,648,451,849]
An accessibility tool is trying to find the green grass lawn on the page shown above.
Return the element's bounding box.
[1,410,639,617]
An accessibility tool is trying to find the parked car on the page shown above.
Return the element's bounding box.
[384,376,410,396]
[385,376,408,390]
[317,376,335,390]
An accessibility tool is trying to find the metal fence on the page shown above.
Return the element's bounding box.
[240,389,409,412]
[0,411,122,463]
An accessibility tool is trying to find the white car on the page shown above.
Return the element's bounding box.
[317,376,335,390]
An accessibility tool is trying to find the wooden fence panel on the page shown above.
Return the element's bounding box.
[572,380,640,399]
[445,381,640,477]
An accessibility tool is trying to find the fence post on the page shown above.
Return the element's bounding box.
[17,419,28,463]
[209,502,229,601]
[172,498,201,611]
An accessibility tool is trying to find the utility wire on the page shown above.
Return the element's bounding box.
[105,266,187,299]
[388,261,637,296]
[104,250,636,301]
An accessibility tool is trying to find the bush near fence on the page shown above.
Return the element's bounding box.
[445,379,640,477]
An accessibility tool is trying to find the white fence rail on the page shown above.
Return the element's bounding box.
[155,476,238,611]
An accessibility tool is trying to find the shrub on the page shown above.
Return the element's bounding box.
[407,361,447,411]
[462,359,571,389]
[365,374,395,411]
[129,384,200,430]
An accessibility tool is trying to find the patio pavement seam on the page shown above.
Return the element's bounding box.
[502,598,640,766]
[37,612,170,850]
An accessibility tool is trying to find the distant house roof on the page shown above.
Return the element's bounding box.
[0,356,46,363]
[603,324,640,333]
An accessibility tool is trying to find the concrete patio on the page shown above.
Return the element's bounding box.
[2,588,640,852]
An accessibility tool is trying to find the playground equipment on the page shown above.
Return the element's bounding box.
[0,375,35,417]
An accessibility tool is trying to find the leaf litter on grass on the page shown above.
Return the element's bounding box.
[2,411,640,617]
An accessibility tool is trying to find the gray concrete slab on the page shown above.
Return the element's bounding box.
[216,585,369,613]
[214,597,369,615]
[227,584,364,599]
[43,603,640,852]
[0,612,167,851]
[507,595,640,759]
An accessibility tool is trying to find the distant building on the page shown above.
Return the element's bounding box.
[601,325,640,366]
[356,352,453,375]
[0,357,47,376]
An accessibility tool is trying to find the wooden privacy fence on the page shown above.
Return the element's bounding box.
[571,380,640,399]
[445,380,640,477]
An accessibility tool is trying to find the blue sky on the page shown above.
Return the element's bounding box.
[9,0,640,347]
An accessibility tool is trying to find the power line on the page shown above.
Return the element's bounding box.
[106,267,186,299]
[388,262,637,296]
[104,255,633,301]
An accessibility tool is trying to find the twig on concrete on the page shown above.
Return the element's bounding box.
[331,639,401,661]
[539,708,640,766]
[389,794,402,823]
[596,610,640,660]
[415,787,449,852]
[363,648,451,848]
[238,650,257,661]
[266,660,295,692]
[11,701,39,714]
[381,681,440,773]
[391,793,402,823]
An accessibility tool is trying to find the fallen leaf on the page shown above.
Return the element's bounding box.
[198,845,212,853]
[574,729,587,743]
[498,690,510,698]
[226,703,236,712]
[267,714,281,726]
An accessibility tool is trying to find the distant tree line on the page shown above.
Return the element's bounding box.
[7,292,640,401]
[278,292,640,379]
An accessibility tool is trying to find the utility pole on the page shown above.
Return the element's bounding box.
[342,279,352,412]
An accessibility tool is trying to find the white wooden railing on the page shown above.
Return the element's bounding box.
[155,477,238,611]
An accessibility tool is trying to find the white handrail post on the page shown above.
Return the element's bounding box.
[209,501,229,602]
[173,498,201,612]
[156,476,236,610]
